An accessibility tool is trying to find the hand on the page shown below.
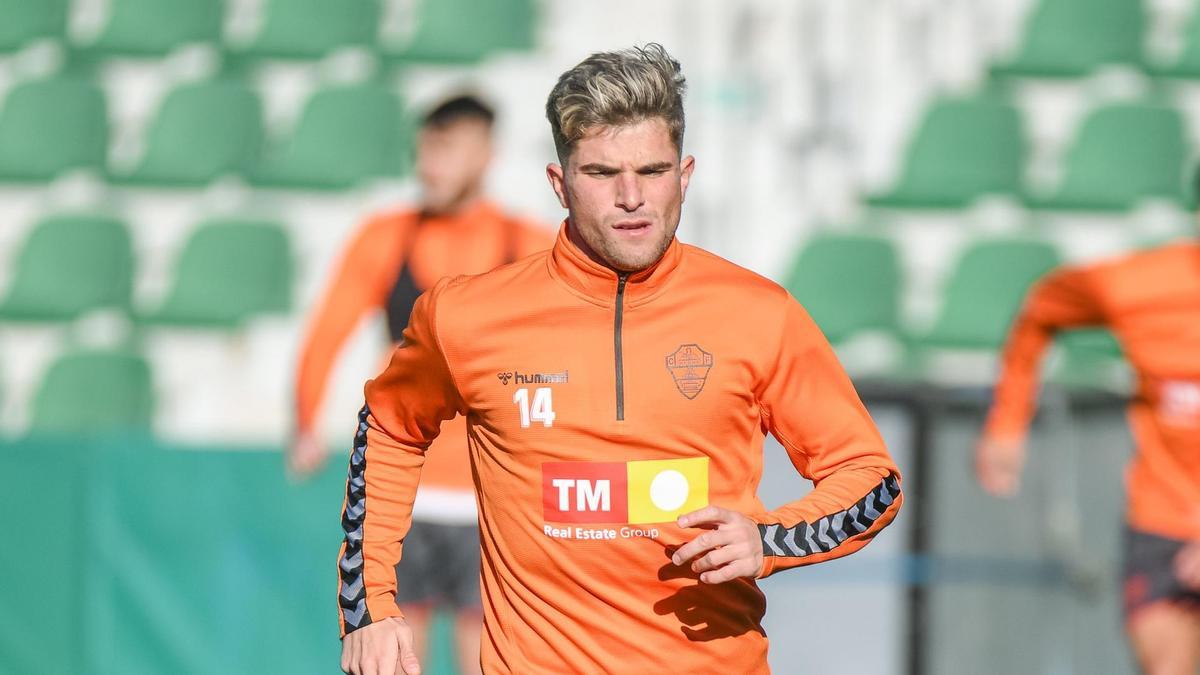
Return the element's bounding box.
[975,435,1026,498]
[671,505,764,584]
[1174,541,1200,591]
[341,616,421,675]
[288,431,328,478]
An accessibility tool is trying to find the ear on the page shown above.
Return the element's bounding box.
[679,155,696,203]
[546,162,569,209]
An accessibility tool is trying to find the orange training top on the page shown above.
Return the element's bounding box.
[985,241,1200,541]
[336,223,903,673]
[295,200,550,493]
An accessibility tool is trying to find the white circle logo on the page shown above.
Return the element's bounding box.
[649,470,690,511]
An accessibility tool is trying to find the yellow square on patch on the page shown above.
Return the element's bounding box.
[626,457,709,524]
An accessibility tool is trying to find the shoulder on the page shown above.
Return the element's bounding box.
[680,243,791,304]
[1080,241,1193,283]
[431,248,553,307]
[341,208,416,259]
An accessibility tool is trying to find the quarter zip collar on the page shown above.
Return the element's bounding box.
[547,220,684,308]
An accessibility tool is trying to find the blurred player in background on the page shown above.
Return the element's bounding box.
[337,44,902,675]
[977,213,1200,674]
[291,94,551,674]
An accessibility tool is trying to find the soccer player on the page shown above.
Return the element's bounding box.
[292,95,550,674]
[977,235,1200,674]
[337,44,903,675]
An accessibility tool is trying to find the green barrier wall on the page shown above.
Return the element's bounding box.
[0,436,460,675]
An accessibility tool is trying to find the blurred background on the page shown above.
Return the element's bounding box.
[0,0,1194,673]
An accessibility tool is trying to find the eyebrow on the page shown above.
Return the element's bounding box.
[577,161,675,172]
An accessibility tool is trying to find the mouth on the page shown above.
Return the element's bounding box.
[612,219,652,232]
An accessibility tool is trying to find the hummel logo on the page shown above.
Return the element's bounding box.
[496,370,568,385]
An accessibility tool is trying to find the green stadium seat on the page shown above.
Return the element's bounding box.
[784,233,901,344]
[0,214,133,321]
[385,0,536,63]
[0,78,108,182]
[140,220,292,328]
[111,80,262,187]
[990,0,1145,78]
[1051,328,1127,389]
[1149,8,1200,78]
[923,239,1061,350]
[1029,104,1189,211]
[867,96,1025,209]
[249,84,408,189]
[0,0,68,52]
[29,349,154,435]
[74,0,224,58]
[232,0,378,61]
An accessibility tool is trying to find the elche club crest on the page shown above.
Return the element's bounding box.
[665,344,714,400]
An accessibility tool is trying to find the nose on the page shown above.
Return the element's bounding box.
[615,173,645,212]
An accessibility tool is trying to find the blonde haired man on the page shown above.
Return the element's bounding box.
[338,44,902,675]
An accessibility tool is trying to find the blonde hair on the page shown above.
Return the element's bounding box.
[545,43,686,163]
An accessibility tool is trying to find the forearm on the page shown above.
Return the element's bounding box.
[338,406,427,635]
[754,464,901,576]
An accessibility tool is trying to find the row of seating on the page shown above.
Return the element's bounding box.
[996,0,1200,79]
[786,231,1124,370]
[2,215,292,329]
[0,76,411,189]
[871,95,1193,211]
[4,209,1120,356]
[11,229,1125,438]
[0,0,535,64]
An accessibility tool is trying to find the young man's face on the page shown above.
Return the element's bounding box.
[547,117,695,273]
[416,117,493,214]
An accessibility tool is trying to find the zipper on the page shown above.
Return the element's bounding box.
[614,273,628,421]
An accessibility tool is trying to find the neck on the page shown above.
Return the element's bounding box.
[422,182,485,217]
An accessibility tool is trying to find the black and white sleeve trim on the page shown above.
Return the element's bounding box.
[758,475,901,558]
[338,404,373,633]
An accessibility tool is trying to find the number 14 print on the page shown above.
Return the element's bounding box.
[514,387,556,428]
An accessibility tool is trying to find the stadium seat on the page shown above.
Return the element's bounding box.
[923,239,1061,350]
[384,0,537,63]
[231,0,378,61]
[74,0,224,58]
[1028,104,1189,211]
[139,220,292,329]
[249,83,408,189]
[0,0,68,52]
[0,77,108,182]
[1149,7,1200,78]
[784,233,901,344]
[111,80,263,186]
[29,349,154,435]
[0,214,133,321]
[867,96,1025,209]
[990,0,1145,78]
[1051,328,1127,389]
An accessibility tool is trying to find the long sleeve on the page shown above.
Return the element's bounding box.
[983,264,1107,442]
[294,216,407,434]
[337,278,465,637]
[752,296,903,577]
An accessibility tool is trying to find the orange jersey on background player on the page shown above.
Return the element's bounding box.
[337,224,903,673]
[985,241,1200,541]
[295,200,550,493]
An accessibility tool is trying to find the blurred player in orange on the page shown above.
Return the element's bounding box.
[978,233,1200,674]
[292,95,551,674]
[337,44,902,675]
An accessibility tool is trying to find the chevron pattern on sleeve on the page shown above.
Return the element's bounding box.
[338,404,373,633]
[758,474,901,558]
